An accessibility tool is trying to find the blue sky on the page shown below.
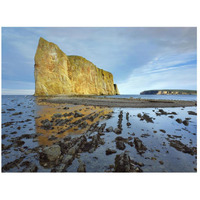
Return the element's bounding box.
[1,27,197,95]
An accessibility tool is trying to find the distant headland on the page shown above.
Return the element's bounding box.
[34,37,119,96]
[140,89,197,95]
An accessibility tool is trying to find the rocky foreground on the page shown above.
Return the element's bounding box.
[1,96,197,172]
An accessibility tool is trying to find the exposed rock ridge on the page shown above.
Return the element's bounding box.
[34,37,120,96]
[140,90,197,95]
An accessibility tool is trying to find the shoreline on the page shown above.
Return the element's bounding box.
[40,96,197,108]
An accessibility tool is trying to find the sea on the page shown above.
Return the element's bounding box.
[1,94,197,172]
[104,94,197,101]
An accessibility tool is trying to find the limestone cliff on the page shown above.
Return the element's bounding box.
[34,37,119,96]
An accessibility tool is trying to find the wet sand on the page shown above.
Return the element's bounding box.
[41,96,197,108]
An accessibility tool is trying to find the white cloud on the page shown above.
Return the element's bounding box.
[118,53,197,94]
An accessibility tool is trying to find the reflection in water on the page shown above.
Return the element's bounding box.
[1,95,197,172]
[35,98,113,146]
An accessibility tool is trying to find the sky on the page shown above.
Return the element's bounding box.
[1,27,197,95]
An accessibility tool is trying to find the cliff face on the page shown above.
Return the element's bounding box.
[140,90,197,95]
[34,38,119,96]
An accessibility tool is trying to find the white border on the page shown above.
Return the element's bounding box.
[0,0,199,200]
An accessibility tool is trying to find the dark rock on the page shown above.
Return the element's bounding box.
[105,113,112,119]
[126,112,129,120]
[127,122,131,126]
[2,121,14,127]
[77,161,86,172]
[106,148,117,155]
[78,121,88,129]
[169,140,197,155]
[106,126,113,132]
[52,163,66,172]
[2,156,25,172]
[12,112,23,115]
[68,145,78,155]
[63,107,69,110]
[43,145,61,161]
[156,112,161,116]
[160,129,166,133]
[63,135,71,141]
[185,118,191,120]
[10,131,17,135]
[55,118,71,126]
[158,109,167,115]
[176,118,182,124]
[171,112,177,115]
[20,133,37,139]
[188,111,197,115]
[168,115,174,118]
[159,161,164,165]
[74,112,84,118]
[114,152,131,172]
[142,114,154,123]
[134,137,147,154]
[183,120,189,126]
[128,141,134,147]
[114,152,142,172]
[98,123,106,133]
[48,135,57,141]
[13,140,25,147]
[88,113,98,121]
[115,136,130,143]
[116,141,125,150]
[53,113,62,118]
[2,134,8,140]
[114,128,121,134]
[137,113,142,118]
[7,108,15,111]
[23,164,38,172]
[141,133,150,138]
[41,119,53,130]
[88,121,99,132]
[25,119,32,122]
[62,155,73,165]
[63,112,74,117]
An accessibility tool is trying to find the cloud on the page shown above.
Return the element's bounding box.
[118,55,197,94]
[2,27,197,94]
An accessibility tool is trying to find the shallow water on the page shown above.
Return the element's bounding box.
[1,95,197,172]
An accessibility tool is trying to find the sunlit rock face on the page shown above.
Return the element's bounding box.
[34,37,119,96]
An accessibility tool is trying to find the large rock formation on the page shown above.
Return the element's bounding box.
[34,37,119,96]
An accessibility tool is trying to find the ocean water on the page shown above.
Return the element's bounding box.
[105,94,197,101]
[1,95,197,172]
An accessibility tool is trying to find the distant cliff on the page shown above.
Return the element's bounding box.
[140,90,197,95]
[34,37,120,96]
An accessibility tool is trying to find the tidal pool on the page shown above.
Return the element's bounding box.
[1,95,197,172]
